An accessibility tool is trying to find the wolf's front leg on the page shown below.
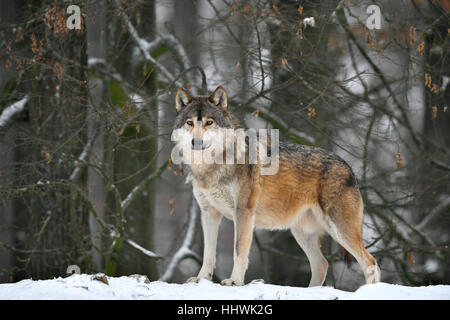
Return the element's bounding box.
[186,208,222,283]
[221,209,255,286]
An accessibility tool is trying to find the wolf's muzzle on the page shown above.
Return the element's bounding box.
[192,138,204,150]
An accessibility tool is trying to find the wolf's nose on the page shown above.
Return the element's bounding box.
[192,138,203,149]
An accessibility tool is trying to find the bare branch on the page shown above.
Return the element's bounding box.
[140,35,190,77]
[121,159,169,212]
[125,239,163,260]
[416,196,450,232]
[0,96,28,130]
[159,196,200,282]
[69,128,98,182]
[113,0,181,86]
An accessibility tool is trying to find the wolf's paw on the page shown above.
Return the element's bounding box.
[186,276,202,283]
[365,265,380,284]
[221,278,243,286]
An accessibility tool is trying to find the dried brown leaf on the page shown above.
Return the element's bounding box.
[41,149,51,164]
[15,30,24,43]
[251,109,259,117]
[431,106,437,119]
[430,83,440,94]
[417,41,424,54]
[307,107,316,118]
[409,26,415,47]
[407,249,415,266]
[169,197,174,215]
[396,150,403,169]
[425,73,432,88]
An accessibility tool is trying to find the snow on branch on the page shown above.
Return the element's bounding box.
[114,0,182,87]
[69,128,98,182]
[72,181,164,261]
[0,96,28,130]
[112,0,207,95]
[303,17,315,28]
[140,35,191,75]
[159,197,200,282]
[125,239,163,259]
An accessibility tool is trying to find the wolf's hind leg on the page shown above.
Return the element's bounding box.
[321,191,380,285]
[325,222,380,284]
[187,208,222,283]
[291,228,328,287]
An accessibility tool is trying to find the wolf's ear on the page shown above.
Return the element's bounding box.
[176,88,192,113]
[209,86,228,111]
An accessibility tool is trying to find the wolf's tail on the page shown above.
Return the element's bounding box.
[339,245,354,268]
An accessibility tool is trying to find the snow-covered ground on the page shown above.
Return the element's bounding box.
[0,274,449,300]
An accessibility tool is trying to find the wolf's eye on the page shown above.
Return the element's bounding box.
[186,120,194,126]
[206,120,214,126]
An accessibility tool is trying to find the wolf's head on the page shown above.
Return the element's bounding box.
[173,86,240,152]
[171,86,279,175]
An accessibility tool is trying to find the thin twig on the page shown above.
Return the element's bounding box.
[121,159,169,211]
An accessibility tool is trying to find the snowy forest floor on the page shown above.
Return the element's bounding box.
[0,274,449,300]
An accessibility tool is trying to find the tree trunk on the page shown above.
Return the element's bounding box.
[86,0,107,272]
[110,1,159,279]
[0,0,26,283]
[16,0,90,279]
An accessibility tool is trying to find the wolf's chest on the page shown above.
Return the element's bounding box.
[193,179,240,219]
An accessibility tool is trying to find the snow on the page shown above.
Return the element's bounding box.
[303,17,315,28]
[441,76,449,93]
[0,274,449,300]
[342,282,450,300]
[424,259,439,273]
[87,57,106,66]
[125,239,161,259]
[0,96,28,128]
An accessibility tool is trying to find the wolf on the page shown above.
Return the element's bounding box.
[172,86,380,287]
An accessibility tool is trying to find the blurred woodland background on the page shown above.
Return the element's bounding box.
[0,0,448,290]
